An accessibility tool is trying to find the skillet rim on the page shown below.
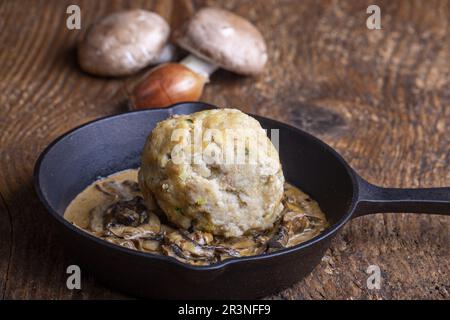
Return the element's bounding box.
[34,101,360,271]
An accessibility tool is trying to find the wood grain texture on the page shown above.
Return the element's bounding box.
[0,0,448,299]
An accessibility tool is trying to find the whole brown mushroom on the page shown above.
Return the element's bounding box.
[131,7,268,109]
[78,10,176,77]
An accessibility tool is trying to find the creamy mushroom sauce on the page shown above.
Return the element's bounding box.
[64,169,328,266]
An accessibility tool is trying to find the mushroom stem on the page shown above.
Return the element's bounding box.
[152,43,179,65]
[179,54,218,81]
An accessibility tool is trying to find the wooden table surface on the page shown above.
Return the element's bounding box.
[0,0,448,300]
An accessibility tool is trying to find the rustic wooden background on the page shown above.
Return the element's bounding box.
[0,0,448,300]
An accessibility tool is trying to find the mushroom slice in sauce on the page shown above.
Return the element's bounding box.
[188,230,213,245]
[161,244,213,266]
[282,211,309,235]
[266,226,289,250]
[103,236,137,250]
[103,196,148,227]
[96,180,140,200]
[166,231,216,259]
[107,225,163,240]
[211,246,241,259]
[184,231,241,259]
[304,214,326,229]
[89,205,108,234]
[221,236,263,256]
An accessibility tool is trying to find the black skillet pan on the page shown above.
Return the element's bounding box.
[34,102,450,299]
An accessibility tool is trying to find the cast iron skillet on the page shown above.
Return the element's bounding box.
[34,102,450,299]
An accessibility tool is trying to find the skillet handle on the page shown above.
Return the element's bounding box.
[354,176,450,217]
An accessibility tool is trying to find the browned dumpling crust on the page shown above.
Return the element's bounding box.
[139,109,285,237]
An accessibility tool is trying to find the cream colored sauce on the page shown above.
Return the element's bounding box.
[64,168,328,265]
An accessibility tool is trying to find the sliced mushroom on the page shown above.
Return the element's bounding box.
[221,236,262,256]
[88,205,107,234]
[287,229,321,247]
[103,236,137,250]
[282,211,309,235]
[88,201,116,236]
[267,226,289,250]
[304,214,326,226]
[166,231,216,259]
[211,246,241,259]
[121,180,140,193]
[283,201,306,215]
[184,230,213,245]
[107,225,162,240]
[106,209,162,237]
[103,196,148,227]
[95,180,140,201]
[161,244,212,266]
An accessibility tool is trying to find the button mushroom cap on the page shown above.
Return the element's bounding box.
[176,7,268,76]
[78,10,170,77]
